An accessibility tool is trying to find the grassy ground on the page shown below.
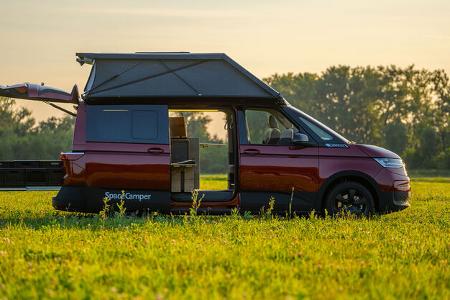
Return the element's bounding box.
[0,176,448,299]
[200,174,228,190]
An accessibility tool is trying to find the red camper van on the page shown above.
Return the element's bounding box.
[0,53,410,216]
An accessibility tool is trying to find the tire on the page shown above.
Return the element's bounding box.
[324,181,375,217]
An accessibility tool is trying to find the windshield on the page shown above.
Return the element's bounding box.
[284,105,350,144]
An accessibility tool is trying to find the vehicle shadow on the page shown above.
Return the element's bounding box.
[0,209,347,230]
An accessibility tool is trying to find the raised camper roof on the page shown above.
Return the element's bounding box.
[76,52,282,102]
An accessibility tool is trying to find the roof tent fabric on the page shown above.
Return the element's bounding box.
[76,53,282,101]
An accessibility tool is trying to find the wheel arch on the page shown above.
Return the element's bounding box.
[318,171,381,212]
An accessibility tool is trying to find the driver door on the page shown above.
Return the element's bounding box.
[238,108,319,213]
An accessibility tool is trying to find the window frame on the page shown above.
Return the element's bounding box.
[239,107,312,146]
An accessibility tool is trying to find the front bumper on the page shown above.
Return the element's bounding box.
[375,169,411,213]
[378,190,411,213]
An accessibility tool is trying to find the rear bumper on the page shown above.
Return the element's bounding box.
[53,185,171,213]
[52,186,85,212]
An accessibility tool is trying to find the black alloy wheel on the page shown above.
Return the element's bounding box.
[325,181,375,217]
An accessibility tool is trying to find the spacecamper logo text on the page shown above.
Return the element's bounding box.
[104,192,151,202]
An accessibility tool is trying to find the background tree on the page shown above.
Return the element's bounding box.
[267,65,450,170]
[0,97,74,160]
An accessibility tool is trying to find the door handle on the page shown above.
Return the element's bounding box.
[147,147,164,154]
[243,149,260,155]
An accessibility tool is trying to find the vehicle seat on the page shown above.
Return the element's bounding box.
[263,115,281,144]
[278,128,294,145]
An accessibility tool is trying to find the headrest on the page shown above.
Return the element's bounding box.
[268,115,278,128]
[280,128,294,139]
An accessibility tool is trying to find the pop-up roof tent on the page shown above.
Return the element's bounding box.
[0,52,283,106]
[76,52,282,102]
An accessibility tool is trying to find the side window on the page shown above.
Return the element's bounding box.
[86,105,168,144]
[132,110,158,140]
[299,117,333,141]
[244,109,303,145]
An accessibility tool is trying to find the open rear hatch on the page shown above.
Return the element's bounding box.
[0,83,79,104]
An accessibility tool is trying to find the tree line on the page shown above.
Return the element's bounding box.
[0,64,448,170]
[0,98,74,160]
[266,65,449,170]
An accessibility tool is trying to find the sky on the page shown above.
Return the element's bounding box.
[1,0,450,122]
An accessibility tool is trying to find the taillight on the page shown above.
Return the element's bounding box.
[60,152,84,161]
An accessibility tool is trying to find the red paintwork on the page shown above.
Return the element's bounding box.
[318,145,382,186]
[239,145,319,193]
[375,168,410,192]
[318,145,410,193]
[62,150,170,190]
[61,103,409,211]
[238,143,410,196]
[66,103,170,190]
[355,144,399,159]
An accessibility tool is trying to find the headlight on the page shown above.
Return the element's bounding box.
[373,157,404,168]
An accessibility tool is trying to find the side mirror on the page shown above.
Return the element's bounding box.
[292,133,314,146]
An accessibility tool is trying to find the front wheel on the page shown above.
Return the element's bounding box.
[324,181,375,217]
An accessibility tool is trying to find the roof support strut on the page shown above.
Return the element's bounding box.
[44,101,77,117]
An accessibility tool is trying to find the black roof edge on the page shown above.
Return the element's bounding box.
[75,52,283,100]
[76,52,228,63]
[84,96,287,106]
[77,52,224,59]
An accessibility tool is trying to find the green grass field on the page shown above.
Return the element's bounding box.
[0,175,449,299]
